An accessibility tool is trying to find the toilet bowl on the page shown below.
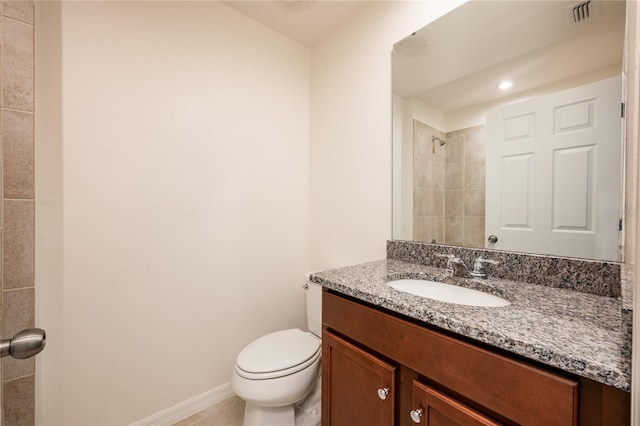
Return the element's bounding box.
[231,279,323,426]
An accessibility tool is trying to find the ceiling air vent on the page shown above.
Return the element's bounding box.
[565,0,601,27]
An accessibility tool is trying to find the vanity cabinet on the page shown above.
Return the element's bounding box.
[322,290,630,426]
[322,331,395,426]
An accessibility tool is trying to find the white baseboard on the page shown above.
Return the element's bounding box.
[130,382,235,426]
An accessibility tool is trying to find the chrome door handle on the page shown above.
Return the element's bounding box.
[377,387,390,400]
[0,328,46,359]
[410,408,423,423]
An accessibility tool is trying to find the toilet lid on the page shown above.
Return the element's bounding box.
[236,329,321,374]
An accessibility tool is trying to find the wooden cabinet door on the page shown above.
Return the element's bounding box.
[322,330,395,426]
[410,380,501,426]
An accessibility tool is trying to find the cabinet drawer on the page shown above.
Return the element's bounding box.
[323,291,578,425]
[411,380,501,426]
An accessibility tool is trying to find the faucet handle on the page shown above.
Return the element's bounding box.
[435,253,459,267]
[435,253,455,259]
[434,253,457,276]
[476,256,499,266]
[471,257,499,278]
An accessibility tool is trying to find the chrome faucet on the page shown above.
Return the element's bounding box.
[435,254,500,278]
[435,253,470,277]
[470,256,500,278]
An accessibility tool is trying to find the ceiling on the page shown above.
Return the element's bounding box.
[221,1,367,47]
[392,0,626,113]
[223,1,626,114]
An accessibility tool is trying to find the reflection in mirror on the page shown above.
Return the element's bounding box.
[392,0,625,262]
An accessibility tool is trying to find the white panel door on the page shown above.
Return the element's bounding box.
[486,76,622,260]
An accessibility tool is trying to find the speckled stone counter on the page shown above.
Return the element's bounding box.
[387,240,621,297]
[310,259,631,392]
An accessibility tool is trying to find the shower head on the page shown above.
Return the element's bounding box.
[432,136,446,146]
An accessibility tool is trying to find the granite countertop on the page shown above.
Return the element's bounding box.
[310,259,631,392]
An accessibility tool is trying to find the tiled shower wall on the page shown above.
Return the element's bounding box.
[1,1,35,425]
[443,125,486,248]
[413,120,445,243]
[413,120,486,248]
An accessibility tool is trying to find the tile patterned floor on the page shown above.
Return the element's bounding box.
[172,395,245,426]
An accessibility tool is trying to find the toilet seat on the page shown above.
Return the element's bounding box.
[235,329,321,380]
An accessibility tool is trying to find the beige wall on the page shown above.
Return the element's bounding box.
[36,2,309,424]
[309,0,464,271]
[34,1,467,423]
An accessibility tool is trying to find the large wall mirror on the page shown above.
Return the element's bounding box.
[392,0,626,262]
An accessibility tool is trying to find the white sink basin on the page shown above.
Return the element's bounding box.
[387,279,511,307]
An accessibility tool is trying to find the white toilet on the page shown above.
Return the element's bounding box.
[231,279,323,426]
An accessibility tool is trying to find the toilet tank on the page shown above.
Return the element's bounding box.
[305,276,323,337]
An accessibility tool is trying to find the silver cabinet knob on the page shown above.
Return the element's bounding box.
[488,235,498,243]
[410,408,423,423]
[377,387,390,400]
[0,328,46,360]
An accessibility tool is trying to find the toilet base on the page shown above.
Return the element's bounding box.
[241,377,321,426]
[243,403,294,426]
[242,401,321,426]
[294,375,321,426]
[294,400,321,426]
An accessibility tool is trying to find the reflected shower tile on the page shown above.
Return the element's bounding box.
[414,189,431,216]
[445,135,464,164]
[431,217,445,243]
[444,216,463,246]
[426,137,442,161]
[465,128,486,163]
[414,121,430,159]
[445,190,463,218]
[445,162,463,190]
[464,189,485,217]
[434,136,446,163]
[464,160,485,190]
[430,189,444,216]
[431,160,444,189]
[415,159,430,188]
[464,216,486,248]
[414,216,431,242]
